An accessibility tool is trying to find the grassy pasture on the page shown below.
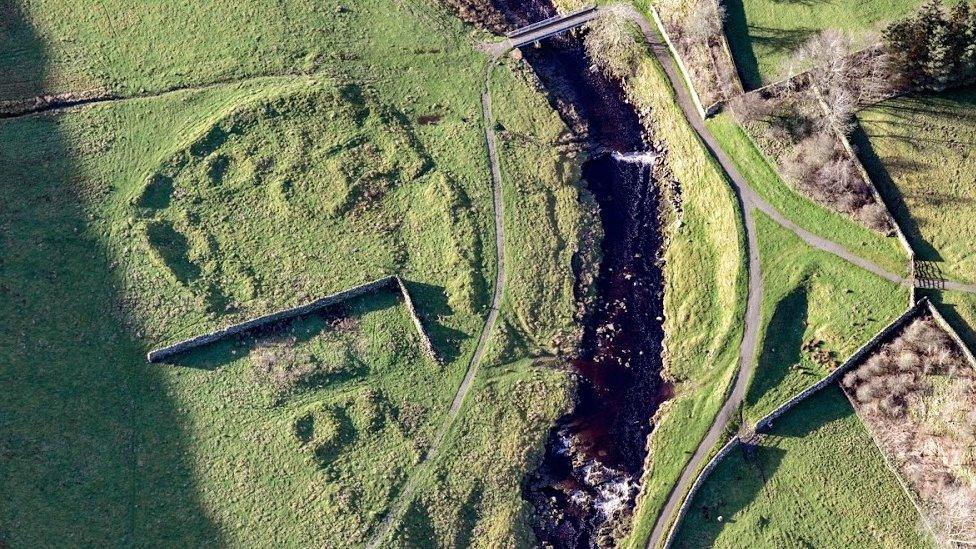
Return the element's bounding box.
[707,113,907,276]
[746,212,909,422]
[927,290,976,355]
[0,0,588,545]
[0,0,490,101]
[723,0,924,88]
[855,87,976,285]
[672,385,929,548]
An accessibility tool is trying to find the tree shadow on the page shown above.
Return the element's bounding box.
[0,2,47,101]
[723,0,763,90]
[849,121,944,263]
[673,442,787,548]
[0,8,223,546]
[675,386,854,547]
[770,384,853,439]
[749,26,818,58]
[745,285,809,411]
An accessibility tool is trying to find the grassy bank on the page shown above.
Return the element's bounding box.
[672,385,928,547]
[707,113,907,276]
[856,87,976,285]
[746,213,909,422]
[605,22,748,548]
[927,290,976,355]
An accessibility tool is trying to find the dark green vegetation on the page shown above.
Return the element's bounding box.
[671,385,929,548]
[723,0,924,87]
[0,0,585,545]
[882,0,976,92]
[747,213,908,421]
[856,87,976,284]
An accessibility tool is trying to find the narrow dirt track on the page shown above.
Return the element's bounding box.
[365,66,507,548]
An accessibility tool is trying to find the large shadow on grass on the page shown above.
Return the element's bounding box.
[925,291,976,355]
[672,443,787,548]
[745,285,809,412]
[854,91,976,265]
[674,385,852,548]
[0,8,223,546]
[400,280,467,364]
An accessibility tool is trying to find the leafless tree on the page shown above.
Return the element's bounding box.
[791,30,860,133]
[585,13,642,81]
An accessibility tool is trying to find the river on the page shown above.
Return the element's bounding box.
[480,1,670,546]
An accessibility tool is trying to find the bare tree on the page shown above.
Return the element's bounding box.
[683,0,727,46]
[585,13,642,81]
[792,30,859,133]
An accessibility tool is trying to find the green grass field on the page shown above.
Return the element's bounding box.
[724,0,924,88]
[707,113,907,276]
[746,213,909,422]
[856,87,976,285]
[672,385,929,548]
[0,0,588,545]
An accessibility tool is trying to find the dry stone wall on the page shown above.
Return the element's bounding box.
[661,436,742,548]
[148,275,441,364]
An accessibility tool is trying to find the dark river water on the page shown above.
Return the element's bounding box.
[483,1,670,546]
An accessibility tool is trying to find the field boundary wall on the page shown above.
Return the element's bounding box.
[147,275,441,364]
[754,299,926,433]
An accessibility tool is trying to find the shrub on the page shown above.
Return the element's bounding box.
[585,13,643,82]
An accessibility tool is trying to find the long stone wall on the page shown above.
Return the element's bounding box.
[754,299,927,433]
[647,5,708,120]
[148,276,441,364]
[394,276,440,364]
[661,436,742,548]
